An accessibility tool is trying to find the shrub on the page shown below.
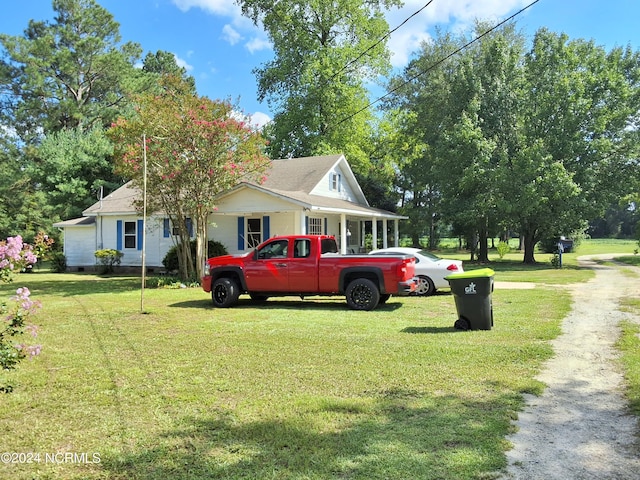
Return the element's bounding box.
[496,241,511,259]
[94,249,123,275]
[1,235,40,393]
[162,240,228,273]
[50,252,67,273]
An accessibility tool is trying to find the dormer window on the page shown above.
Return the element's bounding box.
[330,172,341,192]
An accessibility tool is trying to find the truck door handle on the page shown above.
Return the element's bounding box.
[274,263,287,268]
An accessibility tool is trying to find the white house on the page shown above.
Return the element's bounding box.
[54,154,407,271]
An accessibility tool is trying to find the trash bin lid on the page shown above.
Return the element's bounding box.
[445,267,495,280]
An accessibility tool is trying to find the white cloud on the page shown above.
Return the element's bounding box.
[250,111,271,129]
[171,0,269,55]
[222,24,243,45]
[172,0,530,67]
[171,0,240,17]
[173,53,194,72]
[245,36,272,54]
[384,0,531,67]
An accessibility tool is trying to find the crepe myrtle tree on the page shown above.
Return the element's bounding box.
[109,75,270,281]
[1,234,44,393]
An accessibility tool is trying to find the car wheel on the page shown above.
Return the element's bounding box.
[345,278,380,311]
[415,276,436,296]
[211,277,240,308]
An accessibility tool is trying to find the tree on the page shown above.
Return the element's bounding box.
[0,134,54,241]
[387,24,640,263]
[387,25,524,259]
[237,0,400,175]
[32,126,118,220]
[0,0,146,141]
[109,76,270,281]
[384,30,462,249]
[142,50,197,96]
[517,29,640,261]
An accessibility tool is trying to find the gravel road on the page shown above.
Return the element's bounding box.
[499,254,640,479]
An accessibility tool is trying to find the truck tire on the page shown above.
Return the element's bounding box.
[211,277,240,308]
[345,278,380,311]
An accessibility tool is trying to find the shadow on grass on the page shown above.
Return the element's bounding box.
[477,259,582,273]
[98,394,510,480]
[169,296,404,312]
[4,274,141,297]
[401,326,460,334]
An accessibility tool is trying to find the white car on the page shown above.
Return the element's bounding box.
[369,247,463,296]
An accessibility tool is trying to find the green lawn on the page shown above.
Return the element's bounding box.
[0,239,637,479]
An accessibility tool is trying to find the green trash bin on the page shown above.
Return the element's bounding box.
[445,268,495,330]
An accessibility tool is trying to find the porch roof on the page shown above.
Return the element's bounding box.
[215,183,407,220]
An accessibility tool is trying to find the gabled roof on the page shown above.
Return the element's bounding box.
[219,183,405,219]
[77,154,403,220]
[83,181,139,216]
[259,154,368,206]
[53,216,96,228]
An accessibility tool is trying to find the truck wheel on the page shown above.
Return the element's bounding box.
[345,278,380,311]
[211,277,240,308]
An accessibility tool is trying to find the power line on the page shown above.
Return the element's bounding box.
[330,0,541,130]
[331,0,437,81]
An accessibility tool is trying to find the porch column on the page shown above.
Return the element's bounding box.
[382,219,388,248]
[372,217,377,251]
[394,220,399,247]
[300,211,307,234]
[340,213,347,254]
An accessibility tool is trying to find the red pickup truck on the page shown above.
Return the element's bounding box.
[201,235,416,310]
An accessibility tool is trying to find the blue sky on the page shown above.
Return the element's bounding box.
[1,0,639,127]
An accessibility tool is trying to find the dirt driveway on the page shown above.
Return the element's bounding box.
[499,254,640,479]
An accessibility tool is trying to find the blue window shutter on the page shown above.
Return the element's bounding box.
[137,219,143,251]
[116,220,123,250]
[163,218,170,238]
[263,216,270,241]
[324,218,328,235]
[237,217,244,250]
[186,218,193,237]
[338,174,342,192]
[304,216,309,234]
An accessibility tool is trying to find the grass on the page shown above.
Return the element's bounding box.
[0,238,637,479]
[619,291,640,417]
[437,238,639,284]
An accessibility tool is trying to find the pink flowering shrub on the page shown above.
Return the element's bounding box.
[1,235,42,393]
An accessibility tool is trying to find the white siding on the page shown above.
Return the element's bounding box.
[216,188,297,213]
[208,212,300,255]
[62,227,96,267]
[96,215,171,268]
[310,164,358,202]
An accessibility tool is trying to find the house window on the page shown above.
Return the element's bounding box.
[330,172,341,192]
[124,221,136,249]
[164,218,194,238]
[308,217,323,235]
[247,218,262,249]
